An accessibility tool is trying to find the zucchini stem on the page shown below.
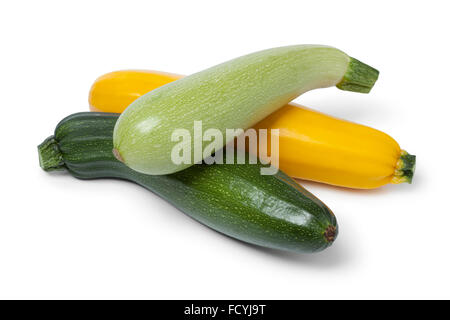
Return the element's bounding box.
[392,150,416,184]
[337,57,379,93]
[38,136,65,171]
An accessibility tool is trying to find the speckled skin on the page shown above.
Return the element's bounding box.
[40,113,338,253]
[113,45,351,175]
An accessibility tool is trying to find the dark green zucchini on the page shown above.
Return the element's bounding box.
[38,112,338,253]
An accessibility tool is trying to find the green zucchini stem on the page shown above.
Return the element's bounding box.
[337,57,379,93]
[38,136,65,171]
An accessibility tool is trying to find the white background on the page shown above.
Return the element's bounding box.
[0,0,448,299]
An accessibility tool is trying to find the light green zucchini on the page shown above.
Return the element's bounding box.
[113,45,379,175]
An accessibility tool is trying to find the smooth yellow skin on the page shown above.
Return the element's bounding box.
[253,105,402,189]
[89,70,181,113]
[89,70,405,189]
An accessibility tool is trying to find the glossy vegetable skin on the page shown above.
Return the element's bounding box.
[38,112,338,253]
[89,70,180,113]
[112,45,379,175]
[89,70,414,189]
[254,106,415,188]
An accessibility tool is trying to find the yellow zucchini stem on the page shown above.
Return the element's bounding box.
[392,150,416,184]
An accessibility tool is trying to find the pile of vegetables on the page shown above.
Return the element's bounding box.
[38,45,415,254]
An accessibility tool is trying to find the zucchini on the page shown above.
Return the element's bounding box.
[90,69,415,189]
[38,112,338,253]
[113,45,379,175]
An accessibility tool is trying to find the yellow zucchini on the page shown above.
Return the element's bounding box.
[89,70,415,189]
